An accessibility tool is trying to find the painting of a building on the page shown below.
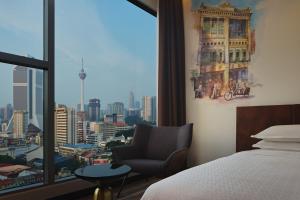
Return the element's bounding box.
[192,2,255,100]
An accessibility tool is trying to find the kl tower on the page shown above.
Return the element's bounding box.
[79,58,86,112]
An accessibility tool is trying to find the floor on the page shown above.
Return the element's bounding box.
[76,178,159,200]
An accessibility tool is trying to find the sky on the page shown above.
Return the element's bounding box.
[0,0,157,109]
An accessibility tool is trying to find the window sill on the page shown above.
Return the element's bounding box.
[0,178,94,200]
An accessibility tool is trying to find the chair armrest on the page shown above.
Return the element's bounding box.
[164,148,188,176]
[111,145,141,162]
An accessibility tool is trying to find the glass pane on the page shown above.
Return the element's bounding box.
[55,0,157,180]
[0,0,43,59]
[0,63,44,193]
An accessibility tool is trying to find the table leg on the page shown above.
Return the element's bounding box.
[94,187,100,200]
[93,186,113,200]
[117,174,128,198]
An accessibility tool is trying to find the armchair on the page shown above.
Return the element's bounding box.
[111,123,193,177]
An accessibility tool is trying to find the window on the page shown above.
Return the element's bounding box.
[236,51,240,62]
[219,52,223,63]
[242,50,247,62]
[229,19,247,38]
[0,64,44,193]
[54,1,157,180]
[210,52,217,62]
[0,0,53,194]
[229,52,234,63]
[202,17,224,36]
[0,0,156,195]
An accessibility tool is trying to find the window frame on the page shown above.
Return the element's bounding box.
[0,0,55,193]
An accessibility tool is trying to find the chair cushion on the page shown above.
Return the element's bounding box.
[121,159,165,175]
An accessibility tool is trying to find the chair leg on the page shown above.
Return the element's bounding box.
[117,174,128,198]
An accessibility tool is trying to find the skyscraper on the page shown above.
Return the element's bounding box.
[4,104,13,122]
[107,102,125,115]
[142,96,151,121]
[107,104,113,115]
[13,66,43,130]
[129,91,134,109]
[77,58,89,143]
[151,96,156,122]
[142,96,156,122]
[76,119,90,143]
[88,98,100,122]
[54,105,76,146]
[112,102,124,115]
[79,58,87,112]
[13,111,28,139]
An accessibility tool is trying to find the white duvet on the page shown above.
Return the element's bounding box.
[141,150,300,200]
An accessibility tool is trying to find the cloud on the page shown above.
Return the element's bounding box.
[0,0,156,107]
[0,0,43,36]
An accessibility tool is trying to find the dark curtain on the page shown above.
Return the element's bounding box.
[158,0,186,126]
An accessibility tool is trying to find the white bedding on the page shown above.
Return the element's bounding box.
[141,150,300,200]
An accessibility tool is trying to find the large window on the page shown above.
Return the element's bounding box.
[54,0,157,180]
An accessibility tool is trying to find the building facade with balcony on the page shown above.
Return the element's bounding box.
[193,2,254,97]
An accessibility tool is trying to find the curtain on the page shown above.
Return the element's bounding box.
[158,0,186,126]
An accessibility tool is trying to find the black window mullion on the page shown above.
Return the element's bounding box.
[0,52,47,70]
[43,0,55,185]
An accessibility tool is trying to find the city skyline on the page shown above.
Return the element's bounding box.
[0,0,156,108]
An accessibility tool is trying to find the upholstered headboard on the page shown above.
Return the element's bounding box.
[236,104,300,152]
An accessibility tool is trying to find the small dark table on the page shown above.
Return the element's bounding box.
[74,164,131,200]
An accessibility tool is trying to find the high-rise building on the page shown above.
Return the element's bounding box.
[112,102,124,115]
[106,102,124,115]
[104,114,124,123]
[142,96,156,122]
[127,108,141,117]
[0,108,4,123]
[4,104,13,122]
[13,66,43,130]
[54,105,76,146]
[88,98,100,122]
[142,96,151,121]
[106,104,113,115]
[1,122,8,133]
[134,101,140,109]
[102,123,131,141]
[90,122,103,133]
[86,133,103,145]
[151,96,156,122]
[13,111,28,139]
[78,58,87,112]
[76,111,89,143]
[129,91,135,109]
[76,104,88,113]
[100,109,106,120]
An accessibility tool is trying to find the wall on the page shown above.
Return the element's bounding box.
[183,0,300,166]
[141,0,158,11]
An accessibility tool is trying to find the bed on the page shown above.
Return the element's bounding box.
[141,104,300,200]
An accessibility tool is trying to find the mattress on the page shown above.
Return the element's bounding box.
[141,149,300,200]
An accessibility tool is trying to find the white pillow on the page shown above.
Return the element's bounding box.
[253,140,300,151]
[251,124,300,142]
